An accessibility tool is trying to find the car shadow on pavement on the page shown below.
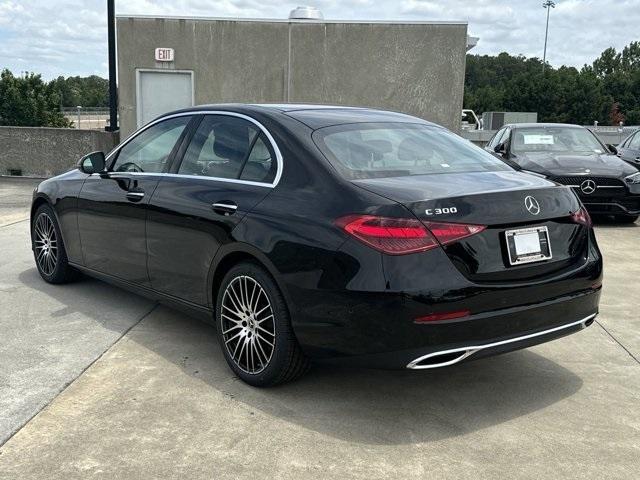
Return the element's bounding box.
[128,306,584,446]
[17,267,584,447]
[17,267,155,333]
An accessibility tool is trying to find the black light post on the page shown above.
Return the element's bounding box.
[542,1,556,73]
[106,0,118,131]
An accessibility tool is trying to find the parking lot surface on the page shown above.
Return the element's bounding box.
[0,177,638,479]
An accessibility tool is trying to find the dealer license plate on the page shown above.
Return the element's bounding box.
[505,226,552,265]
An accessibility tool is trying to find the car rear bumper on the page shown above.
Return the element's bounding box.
[308,288,600,369]
[582,199,640,216]
[405,313,595,369]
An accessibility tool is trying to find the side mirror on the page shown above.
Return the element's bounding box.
[78,151,106,174]
[494,142,507,155]
[606,144,618,155]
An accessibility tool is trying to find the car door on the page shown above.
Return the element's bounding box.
[146,113,280,305]
[618,131,640,168]
[77,115,193,285]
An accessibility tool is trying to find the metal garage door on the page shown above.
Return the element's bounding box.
[136,70,194,127]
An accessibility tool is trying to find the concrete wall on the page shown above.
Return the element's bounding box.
[117,16,468,136]
[0,127,119,178]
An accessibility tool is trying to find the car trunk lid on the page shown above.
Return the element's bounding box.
[352,171,589,282]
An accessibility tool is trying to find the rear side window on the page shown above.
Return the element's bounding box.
[313,123,512,179]
[178,115,276,183]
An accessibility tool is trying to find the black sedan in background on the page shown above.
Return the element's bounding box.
[486,123,640,223]
[31,105,602,386]
[617,129,640,169]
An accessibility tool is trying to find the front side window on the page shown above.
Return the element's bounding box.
[313,123,512,180]
[511,127,605,155]
[112,116,190,173]
[178,115,276,183]
[498,128,511,147]
[488,128,506,149]
[628,132,640,150]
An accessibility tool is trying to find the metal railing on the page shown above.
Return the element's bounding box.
[62,107,112,131]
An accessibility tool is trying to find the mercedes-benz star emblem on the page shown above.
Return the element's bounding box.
[525,196,540,215]
[580,179,597,195]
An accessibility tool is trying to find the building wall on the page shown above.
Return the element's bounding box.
[117,17,468,136]
[0,127,119,177]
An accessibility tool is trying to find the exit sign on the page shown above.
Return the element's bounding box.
[155,48,175,62]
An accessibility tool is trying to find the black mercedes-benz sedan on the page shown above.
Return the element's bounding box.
[31,105,602,386]
[485,123,640,223]
[616,128,640,170]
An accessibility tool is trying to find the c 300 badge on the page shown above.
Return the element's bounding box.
[425,207,458,216]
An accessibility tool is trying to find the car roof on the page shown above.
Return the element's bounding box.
[507,123,584,129]
[161,103,437,130]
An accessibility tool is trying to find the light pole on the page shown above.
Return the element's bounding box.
[106,0,118,131]
[542,1,556,73]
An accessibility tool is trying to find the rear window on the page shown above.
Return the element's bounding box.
[313,123,512,179]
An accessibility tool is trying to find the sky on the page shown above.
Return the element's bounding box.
[0,0,637,79]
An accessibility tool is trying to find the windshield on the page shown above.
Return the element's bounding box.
[511,127,605,154]
[313,123,512,179]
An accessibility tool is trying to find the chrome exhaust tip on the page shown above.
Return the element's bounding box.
[406,313,597,370]
[406,348,476,370]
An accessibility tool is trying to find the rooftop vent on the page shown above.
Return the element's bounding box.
[288,6,324,20]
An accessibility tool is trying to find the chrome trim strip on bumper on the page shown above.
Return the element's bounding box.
[406,313,597,370]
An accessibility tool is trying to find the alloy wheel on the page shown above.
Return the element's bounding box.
[34,213,58,276]
[221,275,276,374]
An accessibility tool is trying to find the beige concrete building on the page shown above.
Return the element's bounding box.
[116,12,471,136]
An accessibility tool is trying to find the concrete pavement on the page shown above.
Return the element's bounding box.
[0,178,638,479]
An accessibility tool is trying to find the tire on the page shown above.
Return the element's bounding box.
[215,262,309,387]
[31,204,79,284]
[615,215,639,224]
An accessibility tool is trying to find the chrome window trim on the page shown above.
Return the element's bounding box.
[105,110,283,188]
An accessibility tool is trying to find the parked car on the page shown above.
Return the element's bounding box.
[485,123,640,223]
[616,129,640,169]
[31,105,602,386]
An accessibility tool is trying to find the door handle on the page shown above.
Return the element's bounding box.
[126,191,145,202]
[212,202,238,215]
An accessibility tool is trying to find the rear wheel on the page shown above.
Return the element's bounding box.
[614,215,638,224]
[216,262,309,387]
[32,204,79,283]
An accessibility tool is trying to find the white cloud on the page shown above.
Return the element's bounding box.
[0,0,636,78]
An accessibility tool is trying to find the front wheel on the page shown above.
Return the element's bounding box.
[216,262,309,387]
[31,204,79,284]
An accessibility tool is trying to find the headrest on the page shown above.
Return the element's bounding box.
[213,124,250,161]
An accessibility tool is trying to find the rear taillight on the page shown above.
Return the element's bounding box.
[336,215,438,255]
[571,206,592,227]
[423,222,486,246]
[336,215,486,255]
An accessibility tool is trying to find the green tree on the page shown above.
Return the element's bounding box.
[0,69,72,127]
[49,75,109,108]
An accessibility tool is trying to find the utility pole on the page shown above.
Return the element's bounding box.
[106,0,118,131]
[542,1,556,73]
